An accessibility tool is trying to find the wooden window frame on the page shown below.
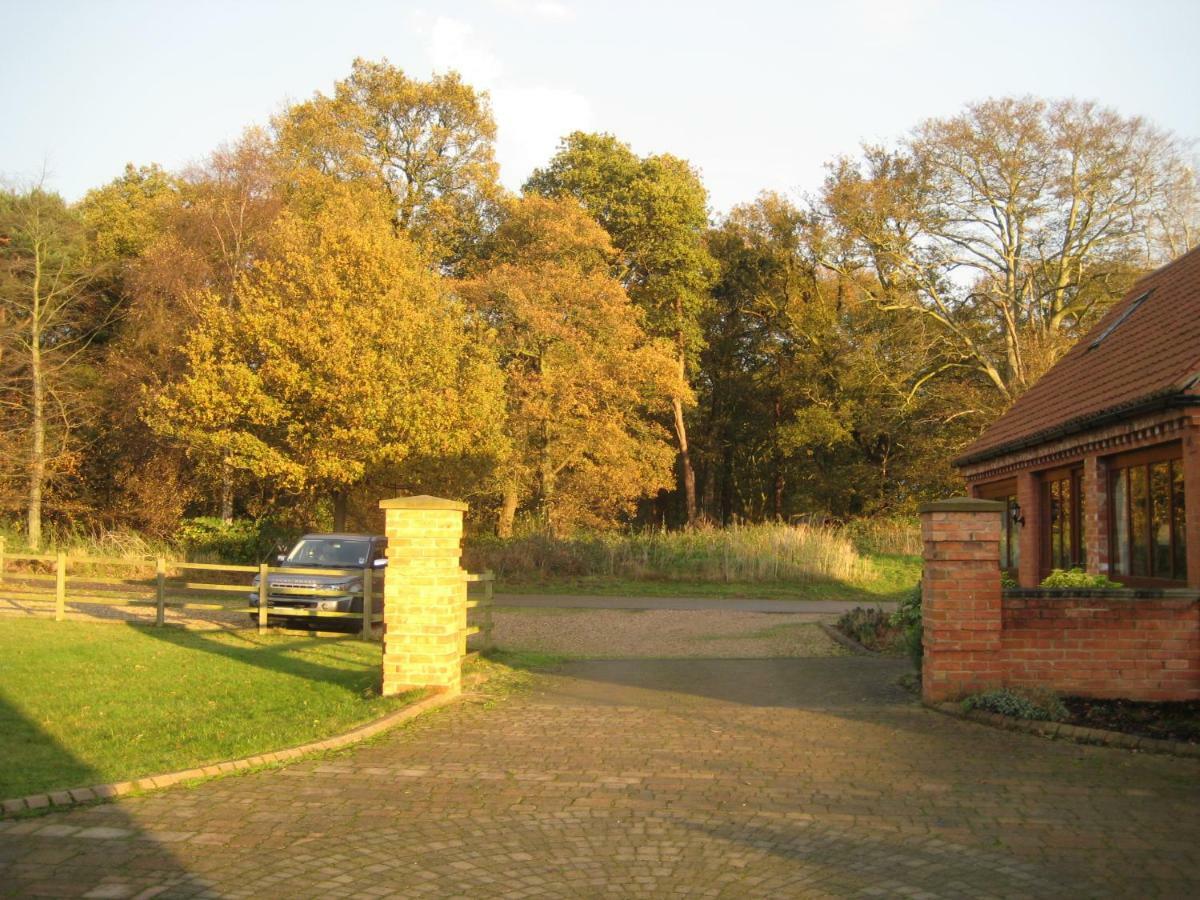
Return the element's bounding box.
[977,478,1019,574]
[1040,466,1085,576]
[1107,441,1186,585]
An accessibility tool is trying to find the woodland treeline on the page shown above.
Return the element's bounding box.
[2,59,1197,546]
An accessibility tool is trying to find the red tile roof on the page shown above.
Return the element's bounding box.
[955,245,1200,466]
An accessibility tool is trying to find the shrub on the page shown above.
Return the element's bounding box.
[1000,570,1019,589]
[174,517,294,565]
[834,606,897,650]
[890,583,923,670]
[962,687,1068,721]
[1039,567,1121,589]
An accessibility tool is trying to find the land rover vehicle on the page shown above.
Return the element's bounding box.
[249,533,387,631]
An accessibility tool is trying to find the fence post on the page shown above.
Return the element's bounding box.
[0,536,5,587]
[361,566,373,641]
[481,571,494,652]
[258,562,269,633]
[55,552,67,622]
[155,557,166,627]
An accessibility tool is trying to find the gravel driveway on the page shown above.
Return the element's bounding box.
[492,607,848,658]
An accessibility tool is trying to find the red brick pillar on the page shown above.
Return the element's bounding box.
[1184,421,1200,590]
[1016,471,1041,588]
[919,498,1004,703]
[1083,455,1111,578]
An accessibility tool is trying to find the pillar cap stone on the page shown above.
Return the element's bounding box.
[378,495,468,512]
[918,497,1004,514]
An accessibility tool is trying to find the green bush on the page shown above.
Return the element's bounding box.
[834,606,896,650]
[1039,567,1121,589]
[1000,570,1019,589]
[962,687,1068,721]
[174,517,294,565]
[890,583,923,670]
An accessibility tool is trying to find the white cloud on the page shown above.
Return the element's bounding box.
[491,84,594,188]
[428,16,502,86]
[421,15,593,189]
[491,0,573,21]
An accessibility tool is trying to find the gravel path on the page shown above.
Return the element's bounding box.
[492,607,847,658]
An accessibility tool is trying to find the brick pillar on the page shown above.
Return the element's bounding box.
[378,496,467,697]
[1184,421,1200,590]
[1016,471,1041,588]
[919,497,1004,704]
[1083,455,1110,578]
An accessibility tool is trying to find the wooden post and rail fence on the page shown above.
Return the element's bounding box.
[0,532,496,660]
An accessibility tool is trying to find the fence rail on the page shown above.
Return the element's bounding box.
[0,539,496,658]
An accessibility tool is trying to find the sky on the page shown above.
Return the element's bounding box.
[3,0,1198,216]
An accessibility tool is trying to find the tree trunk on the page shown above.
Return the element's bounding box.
[497,485,518,538]
[672,394,698,527]
[332,489,348,532]
[27,254,44,551]
[27,329,44,551]
[219,460,234,524]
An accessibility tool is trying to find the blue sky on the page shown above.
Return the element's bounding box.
[3,0,1197,215]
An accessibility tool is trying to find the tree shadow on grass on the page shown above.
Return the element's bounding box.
[131,622,384,692]
[0,692,194,896]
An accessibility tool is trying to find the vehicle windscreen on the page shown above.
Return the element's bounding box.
[284,539,370,568]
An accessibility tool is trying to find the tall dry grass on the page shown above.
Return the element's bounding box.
[840,517,922,556]
[466,522,876,584]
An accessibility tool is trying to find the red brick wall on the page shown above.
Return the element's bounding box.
[920,499,1200,703]
[1001,594,1200,701]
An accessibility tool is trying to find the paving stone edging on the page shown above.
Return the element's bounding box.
[926,700,1200,758]
[819,622,878,655]
[0,686,468,819]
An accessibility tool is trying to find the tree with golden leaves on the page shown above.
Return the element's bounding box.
[145,187,504,529]
[462,195,683,535]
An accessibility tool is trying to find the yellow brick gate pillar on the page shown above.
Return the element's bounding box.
[378,495,468,697]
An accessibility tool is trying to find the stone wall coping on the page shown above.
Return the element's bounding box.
[1003,587,1200,602]
[379,495,469,512]
[918,497,1005,514]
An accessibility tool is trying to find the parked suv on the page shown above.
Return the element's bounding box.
[249,533,387,631]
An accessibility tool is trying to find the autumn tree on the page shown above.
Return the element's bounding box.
[818,97,1198,404]
[700,193,980,521]
[276,58,502,269]
[0,187,105,547]
[75,134,284,532]
[526,133,714,525]
[144,187,504,530]
[462,195,682,535]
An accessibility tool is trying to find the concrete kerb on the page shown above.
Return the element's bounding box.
[0,675,485,820]
[819,622,879,655]
[925,699,1200,758]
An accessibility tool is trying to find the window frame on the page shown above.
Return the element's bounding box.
[1040,465,1085,576]
[976,478,1020,575]
[1106,441,1187,585]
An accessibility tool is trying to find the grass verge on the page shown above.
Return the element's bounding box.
[496,553,921,603]
[0,620,421,800]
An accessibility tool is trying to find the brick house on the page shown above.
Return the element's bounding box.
[955,246,1200,591]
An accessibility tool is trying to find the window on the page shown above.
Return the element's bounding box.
[1110,445,1187,582]
[978,480,1020,572]
[1088,290,1151,350]
[1043,468,1085,572]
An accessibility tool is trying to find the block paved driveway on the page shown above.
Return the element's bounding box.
[2,656,1199,898]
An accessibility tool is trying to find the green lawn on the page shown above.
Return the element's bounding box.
[497,553,921,603]
[0,620,420,800]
